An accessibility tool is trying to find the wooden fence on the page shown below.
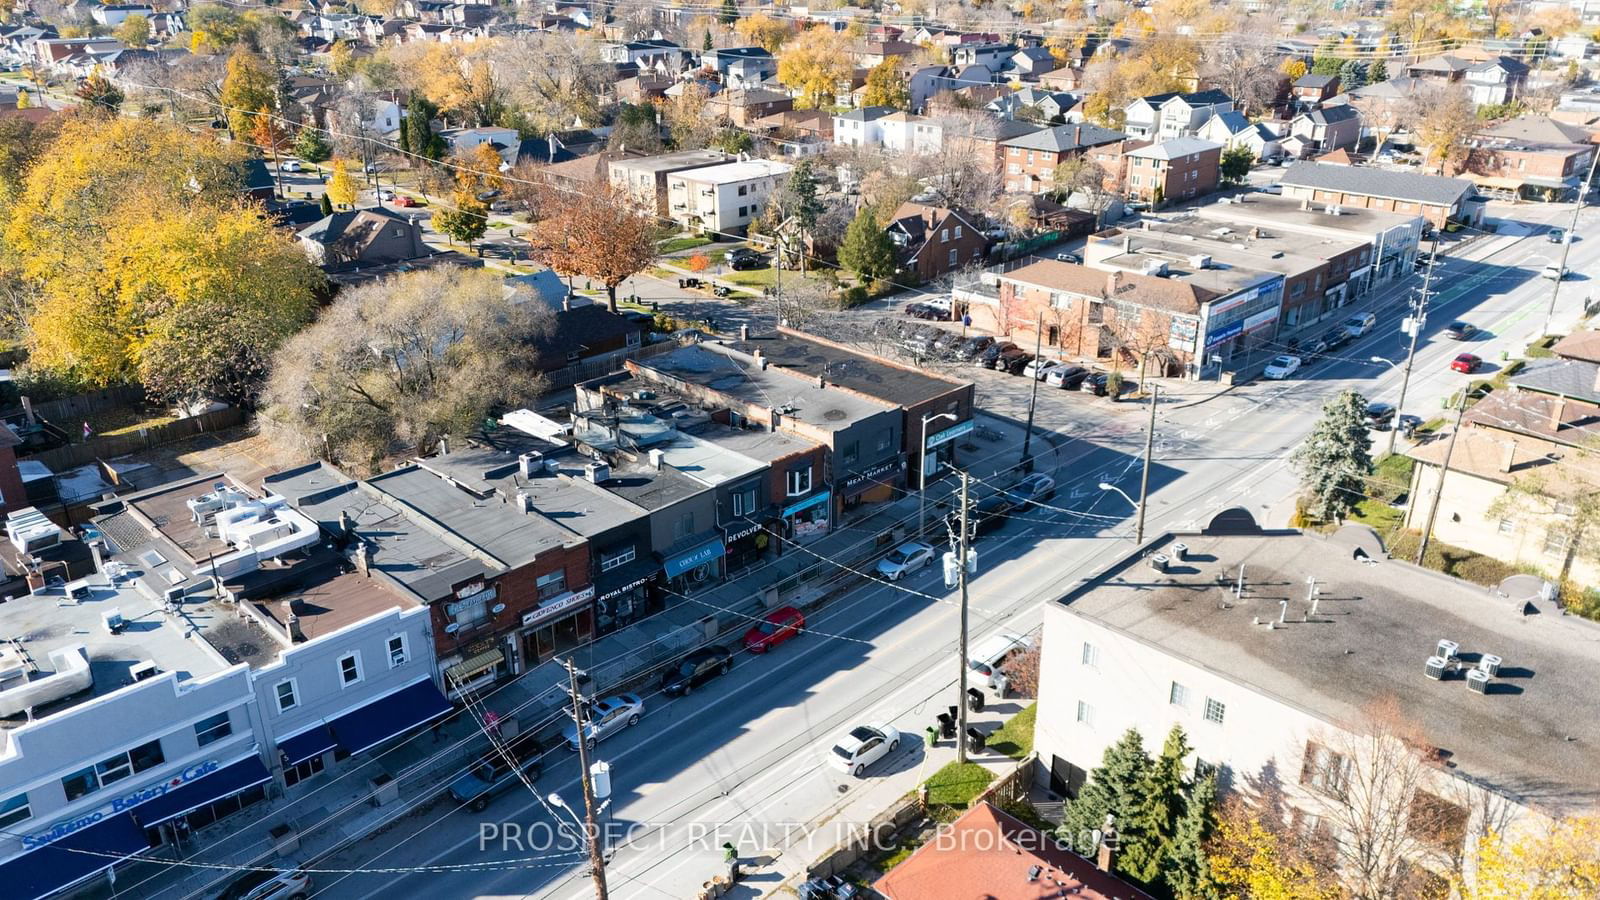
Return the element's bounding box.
[22,407,247,470]
[2,384,144,424]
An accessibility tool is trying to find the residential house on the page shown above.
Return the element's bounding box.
[1000,46,1057,81]
[1483,114,1600,146]
[1195,110,1281,160]
[989,87,1077,124]
[296,209,431,268]
[1284,105,1362,157]
[1276,161,1483,229]
[700,46,776,88]
[665,159,793,235]
[528,305,648,376]
[1465,135,1594,201]
[705,88,794,127]
[90,4,153,26]
[832,105,898,148]
[1121,138,1222,205]
[1292,73,1340,108]
[1036,66,1084,92]
[1346,76,1428,144]
[884,202,989,282]
[949,118,1043,175]
[1551,328,1600,363]
[1465,56,1530,107]
[1035,517,1598,894]
[609,150,731,215]
[601,38,691,69]
[1000,123,1128,193]
[878,111,943,154]
[1406,53,1474,82]
[853,39,919,68]
[1122,90,1233,141]
[439,125,520,164]
[952,41,1017,74]
[906,65,952,113]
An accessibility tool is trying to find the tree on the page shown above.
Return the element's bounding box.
[1207,802,1342,900]
[733,12,790,52]
[405,95,446,161]
[250,106,287,159]
[862,59,910,110]
[432,191,488,245]
[709,127,753,155]
[0,114,60,204]
[1168,772,1218,900]
[719,0,738,25]
[1339,59,1368,91]
[219,48,276,140]
[1059,728,1151,856]
[1281,58,1308,81]
[535,183,656,313]
[1311,55,1342,77]
[1408,83,1477,175]
[1123,726,1193,884]
[664,82,716,150]
[1053,157,1116,226]
[416,41,504,127]
[704,29,713,52]
[319,192,333,216]
[777,26,854,108]
[114,13,149,47]
[261,267,552,473]
[14,88,29,111]
[74,67,123,115]
[328,39,354,78]
[1200,38,1284,116]
[1369,59,1388,83]
[325,158,357,208]
[485,33,612,135]
[293,125,332,164]
[459,142,505,191]
[770,158,823,269]
[1292,390,1373,522]
[837,204,896,284]
[1220,145,1254,186]
[1465,817,1600,900]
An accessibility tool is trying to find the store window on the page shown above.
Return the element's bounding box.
[787,465,812,496]
[387,634,408,668]
[446,590,493,628]
[731,485,756,516]
[673,512,695,541]
[537,570,568,600]
[194,712,233,747]
[600,545,636,572]
[0,793,29,829]
[275,679,299,713]
[63,740,165,801]
[283,755,325,788]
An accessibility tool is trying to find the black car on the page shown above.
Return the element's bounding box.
[1322,328,1351,350]
[1366,401,1396,429]
[729,251,765,271]
[1000,350,1034,375]
[660,645,733,696]
[1443,320,1477,340]
[1087,372,1138,396]
[946,494,1015,539]
[979,341,1017,368]
[953,335,994,361]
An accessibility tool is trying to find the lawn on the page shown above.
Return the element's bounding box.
[85,406,179,438]
[723,267,778,288]
[923,761,995,809]
[658,235,713,254]
[985,703,1036,760]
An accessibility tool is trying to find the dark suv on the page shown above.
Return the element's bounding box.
[659,645,734,696]
[945,494,1015,539]
[449,748,544,813]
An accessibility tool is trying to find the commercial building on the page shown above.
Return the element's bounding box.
[665,159,793,236]
[1464,134,1595,201]
[1277,162,1484,230]
[608,150,732,215]
[1036,515,1600,891]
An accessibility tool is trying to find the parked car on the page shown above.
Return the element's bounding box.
[1055,252,1081,264]
[1263,355,1302,380]
[830,724,901,777]
[563,694,644,751]
[1548,227,1567,244]
[1299,335,1329,357]
[278,160,303,172]
[953,335,994,361]
[659,646,734,696]
[1542,264,1568,280]
[979,341,1017,368]
[217,868,311,900]
[1450,353,1482,373]
[490,200,512,213]
[1045,365,1089,389]
[449,749,543,812]
[1365,401,1396,430]
[1000,350,1034,375]
[967,631,1033,690]
[743,606,805,653]
[947,494,1015,538]
[475,189,501,203]
[876,541,935,581]
[1322,328,1350,350]
[729,252,764,271]
[394,195,417,208]
[1342,312,1376,337]
[1087,372,1137,396]
[1443,320,1477,340]
[1023,357,1064,380]
[377,189,396,201]
[1008,473,1056,503]
[1397,414,1424,437]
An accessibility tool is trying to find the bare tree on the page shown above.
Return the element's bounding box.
[1406,83,1477,175]
[487,32,613,133]
[1199,36,1285,116]
[1052,157,1117,228]
[912,109,1003,212]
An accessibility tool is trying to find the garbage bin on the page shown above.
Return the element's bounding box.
[925,725,938,747]
[966,687,985,713]
[1149,554,1170,573]
[936,712,955,739]
[1171,542,1189,562]
[966,727,987,753]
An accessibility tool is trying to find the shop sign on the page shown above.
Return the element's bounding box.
[842,456,904,492]
[724,519,764,542]
[1243,307,1279,333]
[521,586,596,628]
[782,490,832,518]
[663,540,727,578]
[597,571,657,602]
[925,420,973,449]
[1203,320,1244,349]
[23,760,223,850]
[454,579,493,602]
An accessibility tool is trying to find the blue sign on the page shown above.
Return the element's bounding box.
[663,539,726,578]
[23,759,222,850]
[926,420,974,448]
[782,490,832,518]
[1203,320,1244,350]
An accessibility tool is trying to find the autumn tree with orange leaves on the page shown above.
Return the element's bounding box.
[534,183,656,313]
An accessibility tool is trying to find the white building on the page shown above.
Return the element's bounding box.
[666,159,793,235]
[877,112,944,154]
[1036,515,1598,891]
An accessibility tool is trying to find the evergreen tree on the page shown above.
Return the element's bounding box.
[1219,145,1254,185]
[1291,389,1374,522]
[837,203,896,284]
[1311,55,1342,77]
[405,96,446,161]
[1122,726,1191,885]
[719,0,738,25]
[703,29,713,51]
[319,192,333,216]
[1166,772,1219,900]
[1368,59,1388,83]
[1338,59,1367,91]
[293,125,332,164]
[1058,728,1151,856]
[786,159,823,234]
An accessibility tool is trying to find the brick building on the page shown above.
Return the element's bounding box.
[1121,138,1222,206]
[1276,161,1484,229]
[1000,122,1128,193]
[1464,136,1595,201]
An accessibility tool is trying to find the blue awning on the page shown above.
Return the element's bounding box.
[662,538,726,578]
[277,725,336,767]
[327,679,453,756]
[0,812,147,900]
[133,755,272,827]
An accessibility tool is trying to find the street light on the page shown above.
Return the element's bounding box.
[1369,355,1410,456]
[1097,482,1143,543]
[919,412,958,537]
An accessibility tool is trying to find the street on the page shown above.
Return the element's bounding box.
[287,194,1596,899]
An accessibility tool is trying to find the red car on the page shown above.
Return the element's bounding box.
[743,606,805,653]
[393,195,418,208]
[1450,353,1482,373]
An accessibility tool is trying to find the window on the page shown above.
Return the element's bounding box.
[1194,758,1218,780]
[446,593,490,628]
[600,545,636,572]
[876,430,892,452]
[536,570,567,600]
[1203,697,1226,724]
[338,652,363,687]
[732,484,756,516]
[1301,741,1348,794]
[673,511,695,541]
[195,711,232,747]
[940,228,949,242]
[737,184,748,195]
[275,679,300,713]
[842,440,859,465]
[1543,527,1571,556]
[954,225,963,240]
[63,740,165,801]
[62,766,97,802]
[96,752,134,787]
[0,793,28,829]
[1554,501,1578,517]
[1497,518,1516,535]
[1010,146,1020,156]
[949,248,958,267]
[1169,681,1189,708]
[1080,641,1099,668]
[737,205,748,218]
[1076,700,1095,725]
[787,465,812,496]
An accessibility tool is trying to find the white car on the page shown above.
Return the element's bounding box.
[217,867,311,900]
[967,631,1033,690]
[1542,264,1568,280]
[1342,312,1376,337]
[562,693,644,751]
[1023,357,1064,380]
[1263,355,1302,380]
[831,724,901,777]
[876,541,935,581]
[279,160,303,172]
[378,189,396,201]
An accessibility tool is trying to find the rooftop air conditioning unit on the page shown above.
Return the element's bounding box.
[1478,654,1502,677]
[130,660,159,682]
[1466,669,1490,694]
[585,462,611,484]
[1436,639,1459,660]
[102,608,125,635]
[1141,259,1169,277]
[1189,254,1212,269]
[518,452,542,479]
[1424,655,1447,680]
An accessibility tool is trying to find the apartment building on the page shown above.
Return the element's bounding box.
[665,159,793,235]
[1121,138,1222,205]
[608,150,732,215]
[1000,123,1128,193]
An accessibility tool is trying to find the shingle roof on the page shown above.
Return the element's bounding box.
[1510,357,1600,404]
[1295,73,1338,89]
[836,105,897,122]
[1125,136,1222,161]
[1170,89,1232,107]
[1278,161,1474,206]
[1302,105,1361,126]
[1469,55,1530,75]
[1485,115,1595,145]
[1203,110,1251,135]
[1001,122,1125,152]
[1410,53,1473,73]
[1001,259,1221,314]
[1551,329,1600,364]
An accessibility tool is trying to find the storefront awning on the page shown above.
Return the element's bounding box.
[327,678,453,756]
[134,755,272,827]
[595,557,660,603]
[445,648,505,686]
[782,490,831,518]
[277,725,337,767]
[661,537,726,578]
[0,812,147,900]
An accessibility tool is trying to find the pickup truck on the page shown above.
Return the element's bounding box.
[450,753,544,812]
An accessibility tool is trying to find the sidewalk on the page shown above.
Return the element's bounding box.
[85,412,1053,900]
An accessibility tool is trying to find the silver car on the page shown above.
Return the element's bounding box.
[563,693,644,751]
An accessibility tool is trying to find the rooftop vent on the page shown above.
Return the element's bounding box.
[1140,259,1169,277]
[1478,654,1501,677]
[1436,639,1459,660]
[518,452,543,479]
[1189,253,1212,269]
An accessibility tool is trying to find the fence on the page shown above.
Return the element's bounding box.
[2,384,144,424]
[22,407,247,470]
[541,338,682,390]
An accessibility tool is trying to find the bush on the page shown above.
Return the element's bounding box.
[840,285,869,307]
[684,252,710,272]
[1453,554,1517,586]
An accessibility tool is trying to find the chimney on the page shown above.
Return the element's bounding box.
[753,349,767,369]
[815,374,825,388]
[1073,124,1081,144]
[354,541,373,576]
[739,324,749,341]
[562,293,572,312]
[1500,439,1516,473]
[519,452,541,479]
[516,491,534,514]
[283,601,305,642]
[338,510,354,537]
[1096,814,1119,873]
[1122,234,1132,253]
[1106,270,1123,295]
[1549,397,1565,432]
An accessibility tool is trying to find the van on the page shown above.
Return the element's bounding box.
[967,631,1033,690]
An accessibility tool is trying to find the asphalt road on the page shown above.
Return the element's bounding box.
[299,199,1597,899]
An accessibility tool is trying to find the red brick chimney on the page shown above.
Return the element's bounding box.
[1096,814,1119,873]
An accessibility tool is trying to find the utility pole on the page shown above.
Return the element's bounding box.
[566,660,610,900]
[1416,398,1468,567]
[1135,386,1158,544]
[1019,312,1044,471]
[1543,143,1600,336]
[1390,239,1439,457]
[956,471,971,765]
